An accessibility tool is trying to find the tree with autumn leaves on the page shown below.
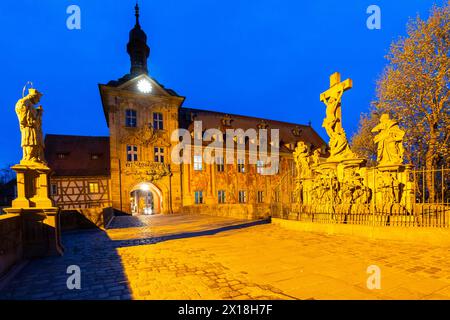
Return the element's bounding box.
[351,2,449,200]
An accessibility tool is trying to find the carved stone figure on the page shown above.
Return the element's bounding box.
[15,87,46,164]
[329,172,341,204]
[124,162,171,182]
[378,173,399,204]
[314,175,331,204]
[311,149,321,167]
[342,170,369,204]
[288,73,414,217]
[372,114,405,166]
[328,126,355,161]
[320,72,355,161]
[293,141,311,178]
[294,178,303,203]
[120,123,166,146]
[7,84,63,257]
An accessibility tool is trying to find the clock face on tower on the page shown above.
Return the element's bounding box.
[137,79,152,93]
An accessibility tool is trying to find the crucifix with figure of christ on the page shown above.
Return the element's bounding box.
[320,72,352,138]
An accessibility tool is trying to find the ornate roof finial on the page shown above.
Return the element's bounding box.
[135,1,140,27]
[127,1,150,75]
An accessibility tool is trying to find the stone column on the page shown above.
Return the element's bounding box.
[5,163,64,257]
[11,167,30,208]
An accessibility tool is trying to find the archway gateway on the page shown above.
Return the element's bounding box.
[130,182,163,215]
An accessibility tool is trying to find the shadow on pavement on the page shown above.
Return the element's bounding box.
[0,217,270,300]
[113,218,271,247]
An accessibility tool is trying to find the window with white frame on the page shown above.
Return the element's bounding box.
[274,190,280,202]
[273,162,279,174]
[237,158,245,173]
[194,191,203,204]
[194,155,203,171]
[153,112,164,130]
[125,109,137,127]
[257,191,264,203]
[127,145,138,162]
[216,157,224,172]
[218,190,226,204]
[238,190,247,203]
[154,147,164,163]
[257,160,264,174]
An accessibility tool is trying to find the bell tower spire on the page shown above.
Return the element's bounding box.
[135,1,140,27]
[127,1,150,75]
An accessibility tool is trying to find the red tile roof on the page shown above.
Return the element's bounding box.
[44,135,110,177]
[179,107,327,153]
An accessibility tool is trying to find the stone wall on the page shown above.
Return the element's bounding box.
[0,214,23,278]
[182,204,271,220]
[272,218,450,246]
[60,207,114,230]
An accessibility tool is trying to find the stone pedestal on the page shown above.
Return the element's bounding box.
[377,163,405,173]
[4,162,64,257]
[340,158,367,180]
[319,160,340,172]
[4,207,64,257]
[341,158,366,169]
[11,162,54,208]
[374,163,410,209]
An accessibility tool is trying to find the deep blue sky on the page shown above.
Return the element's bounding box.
[0,0,440,168]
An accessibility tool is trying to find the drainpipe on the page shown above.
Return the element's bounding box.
[119,159,123,212]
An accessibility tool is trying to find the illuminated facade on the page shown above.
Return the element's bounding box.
[46,4,326,219]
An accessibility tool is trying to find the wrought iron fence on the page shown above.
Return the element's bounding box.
[270,167,450,228]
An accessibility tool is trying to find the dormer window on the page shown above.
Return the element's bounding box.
[257,120,269,129]
[221,114,233,127]
[125,109,137,127]
[57,153,69,159]
[292,126,302,137]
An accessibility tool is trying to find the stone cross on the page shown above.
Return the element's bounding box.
[320,72,352,137]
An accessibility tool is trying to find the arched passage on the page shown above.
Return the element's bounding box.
[130,182,163,215]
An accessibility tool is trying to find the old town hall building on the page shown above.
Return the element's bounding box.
[45,4,325,220]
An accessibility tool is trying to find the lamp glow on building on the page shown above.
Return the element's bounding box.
[139,183,151,192]
[137,79,152,93]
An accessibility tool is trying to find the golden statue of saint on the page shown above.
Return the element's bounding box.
[293,141,311,178]
[15,86,46,165]
[372,114,405,165]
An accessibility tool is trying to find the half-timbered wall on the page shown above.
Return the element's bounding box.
[49,176,111,209]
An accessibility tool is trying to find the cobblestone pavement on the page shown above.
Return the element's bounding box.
[1,214,450,300]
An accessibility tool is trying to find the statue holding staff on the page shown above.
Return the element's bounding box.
[15,83,46,165]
